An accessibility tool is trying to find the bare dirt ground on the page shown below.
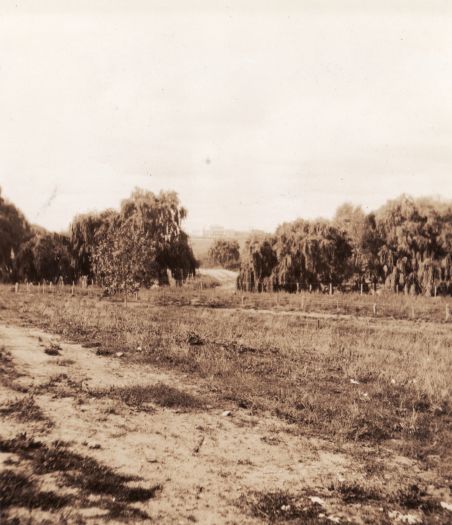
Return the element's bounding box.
[0,322,350,524]
[0,319,450,524]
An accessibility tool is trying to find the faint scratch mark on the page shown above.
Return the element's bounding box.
[37,185,58,217]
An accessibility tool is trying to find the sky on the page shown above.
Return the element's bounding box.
[1,0,452,234]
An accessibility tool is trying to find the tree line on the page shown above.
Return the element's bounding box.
[237,195,452,296]
[0,187,198,293]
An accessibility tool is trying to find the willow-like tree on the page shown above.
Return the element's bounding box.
[90,189,198,295]
[0,187,30,281]
[14,230,74,283]
[208,239,240,270]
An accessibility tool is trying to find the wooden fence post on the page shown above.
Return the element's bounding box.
[14,282,19,294]
[373,303,377,316]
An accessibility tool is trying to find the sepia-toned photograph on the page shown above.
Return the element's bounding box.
[1,1,451,523]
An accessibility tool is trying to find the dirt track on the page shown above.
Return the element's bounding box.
[198,268,238,289]
[0,322,356,524]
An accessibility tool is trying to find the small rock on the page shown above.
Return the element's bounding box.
[440,501,452,512]
[222,410,232,417]
[309,496,326,506]
[115,352,124,357]
[137,346,142,352]
[350,379,360,385]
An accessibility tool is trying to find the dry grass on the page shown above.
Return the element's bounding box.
[2,285,452,480]
[0,395,46,422]
[90,383,205,411]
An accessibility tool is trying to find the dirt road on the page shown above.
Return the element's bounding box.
[0,322,358,524]
[198,269,238,290]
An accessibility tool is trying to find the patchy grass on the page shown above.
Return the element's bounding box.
[1,286,451,516]
[2,290,451,462]
[0,470,72,511]
[0,345,23,390]
[91,383,205,411]
[0,433,160,521]
[243,490,330,524]
[0,395,46,422]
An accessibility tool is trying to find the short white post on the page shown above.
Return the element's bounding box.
[15,282,19,293]
[373,303,377,316]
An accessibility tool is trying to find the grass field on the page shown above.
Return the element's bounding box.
[0,284,451,524]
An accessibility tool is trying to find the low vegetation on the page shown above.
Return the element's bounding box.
[2,288,451,476]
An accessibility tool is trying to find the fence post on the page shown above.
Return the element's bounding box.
[360,283,363,295]
[373,303,377,316]
[329,282,333,295]
[434,286,437,297]
[15,282,19,294]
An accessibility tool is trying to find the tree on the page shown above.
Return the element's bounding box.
[0,187,31,281]
[238,234,277,292]
[273,219,351,291]
[91,188,198,295]
[14,231,74,283]
[374,195,452,295]
[69,210,116,282]
[208,239,240,270]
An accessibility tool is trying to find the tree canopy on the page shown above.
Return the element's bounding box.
[208,239,241,270]
[238,195,452,295]
[0,187,31,281]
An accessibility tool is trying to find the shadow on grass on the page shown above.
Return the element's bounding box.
[0,433,160,521]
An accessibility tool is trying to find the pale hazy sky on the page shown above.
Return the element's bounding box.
[1,0,451,234]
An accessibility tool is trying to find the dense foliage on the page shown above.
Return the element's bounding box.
[208,239,240,270]
[238,195,452,295]
[1,186,198,292]
[87,189,198,293]
[2,185,451,296]
[0,189,30,281]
